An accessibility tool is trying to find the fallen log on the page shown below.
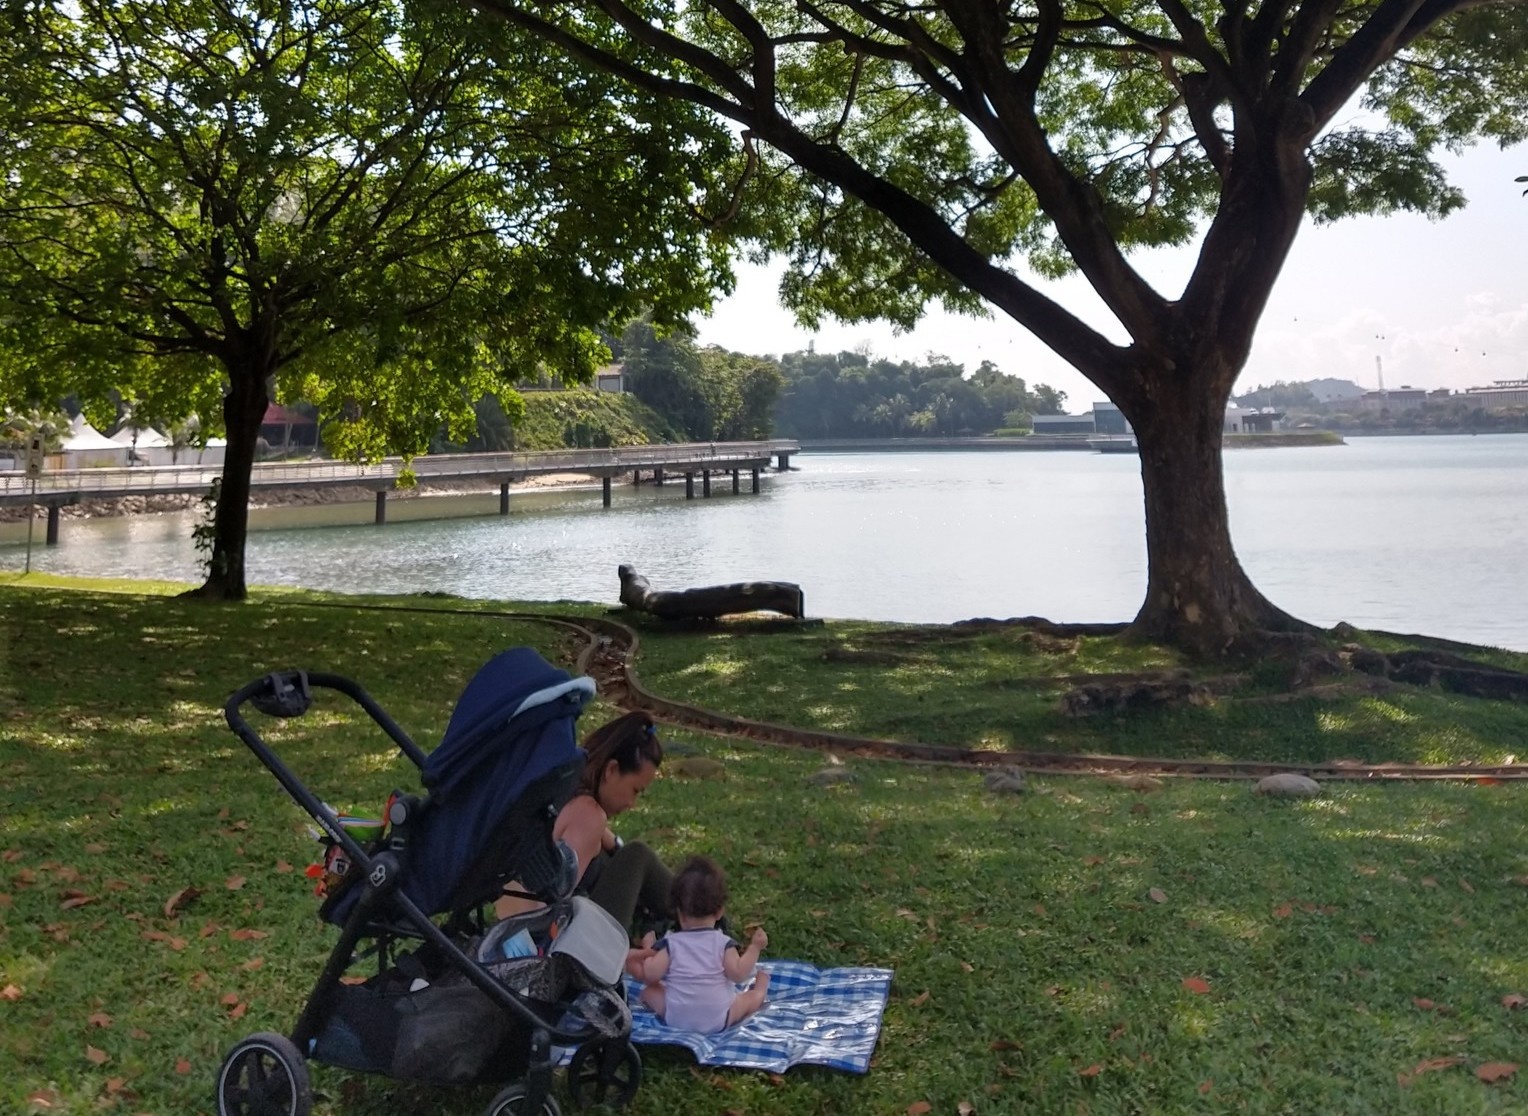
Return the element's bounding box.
[617,564,805,620]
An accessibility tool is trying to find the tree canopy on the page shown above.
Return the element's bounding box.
[773,349,1066,438]
[462,0,1527,654]
[0,0,737,597]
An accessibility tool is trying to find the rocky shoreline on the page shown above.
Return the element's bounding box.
[0,473,599,524]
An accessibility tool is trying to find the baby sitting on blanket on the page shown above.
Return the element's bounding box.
[635,855,770,1032]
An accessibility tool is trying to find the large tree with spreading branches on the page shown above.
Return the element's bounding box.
[0,0,734,599]
[458,0,1528,655]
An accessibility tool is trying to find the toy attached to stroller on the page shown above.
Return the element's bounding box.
[217,648,641,1116]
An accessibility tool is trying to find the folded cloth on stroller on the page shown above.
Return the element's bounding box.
[619,961,894,1074]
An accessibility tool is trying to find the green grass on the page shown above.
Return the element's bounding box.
[624,616,1528,766]
[516,390,681,450]
[2,585,1527,1115]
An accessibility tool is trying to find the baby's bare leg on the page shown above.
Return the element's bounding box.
[725,969,770,1027]
[639,981,667,1019]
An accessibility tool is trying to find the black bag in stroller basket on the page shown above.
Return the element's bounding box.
[216,648,644,1116]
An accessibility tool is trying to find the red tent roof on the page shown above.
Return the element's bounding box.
[262,404,314,424]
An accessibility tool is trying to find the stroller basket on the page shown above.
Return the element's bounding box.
[217,647,643,1115]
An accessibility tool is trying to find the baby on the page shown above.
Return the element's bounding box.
[636,854,769,1032]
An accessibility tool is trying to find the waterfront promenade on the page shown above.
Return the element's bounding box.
[0,438,799,539]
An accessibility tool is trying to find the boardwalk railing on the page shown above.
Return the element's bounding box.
[0,439,798,505]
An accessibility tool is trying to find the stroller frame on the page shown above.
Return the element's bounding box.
[219,667,639,1116]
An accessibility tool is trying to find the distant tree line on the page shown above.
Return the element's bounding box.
[772,350,1067,439]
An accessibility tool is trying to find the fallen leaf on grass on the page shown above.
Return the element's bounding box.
[102,1077,127,1096]
[229,928,268,941]
[1147,888,1167,904]
[174,1058,191,1075]
[275,860,293,874]
[1,984,21,1001]
[1077,1063,1103,1077]
[958,1102,975,1116]
[989,1039,1022,1052]
[60,890,96,910]
[26,1088,61,1109]
[225,875,246,891]
[164,886,201,918]
[906,1102,933,1115]
[1182,977,1211,995]
[1199,1080,1213,1095]
[1476,1063,1518,1084]
[1412,998,1453,1014]
[1082,856,1105,866]
[1412,1056,1465,1076]
[87,1012,112,1028]
[1108,1024,1127,1042]
[1501,993,1526,1010]
[1459,879,1475,894]
[1272,903,1293,919]
[909,990,931,1008]
[85,1045,109,1065]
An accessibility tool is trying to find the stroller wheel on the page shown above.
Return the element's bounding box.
[566,1039,642,1110]
[215,1032,312,1116]
[485,1083,563,1116]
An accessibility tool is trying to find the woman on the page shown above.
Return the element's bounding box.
[555,710,673,932]
[497,711,672,936]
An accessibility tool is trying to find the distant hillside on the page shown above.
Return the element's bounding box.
[515,389,682,451]
[1234,377,1365,408]
[1305,378,1366,402]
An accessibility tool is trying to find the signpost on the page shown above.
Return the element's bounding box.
[24,434,44,573]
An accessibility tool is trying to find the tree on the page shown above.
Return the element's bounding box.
[463,0,1527,655]
[0,0,733,598]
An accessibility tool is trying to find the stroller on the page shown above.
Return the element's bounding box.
[217,648,643,1116]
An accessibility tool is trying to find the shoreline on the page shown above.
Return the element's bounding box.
[0,471,601,524]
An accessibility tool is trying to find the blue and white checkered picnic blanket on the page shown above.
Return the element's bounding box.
[622,961,893,1074]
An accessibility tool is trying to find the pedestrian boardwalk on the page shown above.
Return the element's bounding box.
[0,439,798,508]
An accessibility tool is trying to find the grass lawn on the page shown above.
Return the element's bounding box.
[2,583,1526,1115]
[622,615,1528,767]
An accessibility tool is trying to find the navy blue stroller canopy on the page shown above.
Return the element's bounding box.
[330,648,595,923]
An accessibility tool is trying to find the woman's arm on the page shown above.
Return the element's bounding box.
[553,795,609,881]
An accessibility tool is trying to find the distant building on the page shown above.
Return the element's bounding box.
[594,364,625,393]
[1358,387,1427,412]
[1224,404,1283,433]
[1092,401,1131,435]
[1463,379,1528,408]
[1032,413,1095,436]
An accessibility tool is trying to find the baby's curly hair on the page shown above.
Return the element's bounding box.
[669,855,728,920]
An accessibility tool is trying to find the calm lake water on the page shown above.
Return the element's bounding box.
[5,434,1526,651]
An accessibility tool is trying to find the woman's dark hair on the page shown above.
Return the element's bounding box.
[669,855,727,919]
[579,711,662,797]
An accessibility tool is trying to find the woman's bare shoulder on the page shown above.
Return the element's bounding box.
[554,793,605,836]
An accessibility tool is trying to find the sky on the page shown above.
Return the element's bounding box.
[694,141,1527,413]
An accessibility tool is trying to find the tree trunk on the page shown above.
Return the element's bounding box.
[184,368,268,601]
[618,564,805,620]
[1126,374,1309,657]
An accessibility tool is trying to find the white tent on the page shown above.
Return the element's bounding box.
[63,416,130,468]
[110,424,177,465]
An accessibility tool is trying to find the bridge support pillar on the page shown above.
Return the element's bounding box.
[731,469,740,494]
[751,468,760,494]
[685,473,694,499]
[654,468,664,486]
[632,470,641,486]
[776,452,791,470]
[702,470,711,497]
[374,490,387,525]
[602,476,612,507]
[500,482,510,515]
[46,503,61,546]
